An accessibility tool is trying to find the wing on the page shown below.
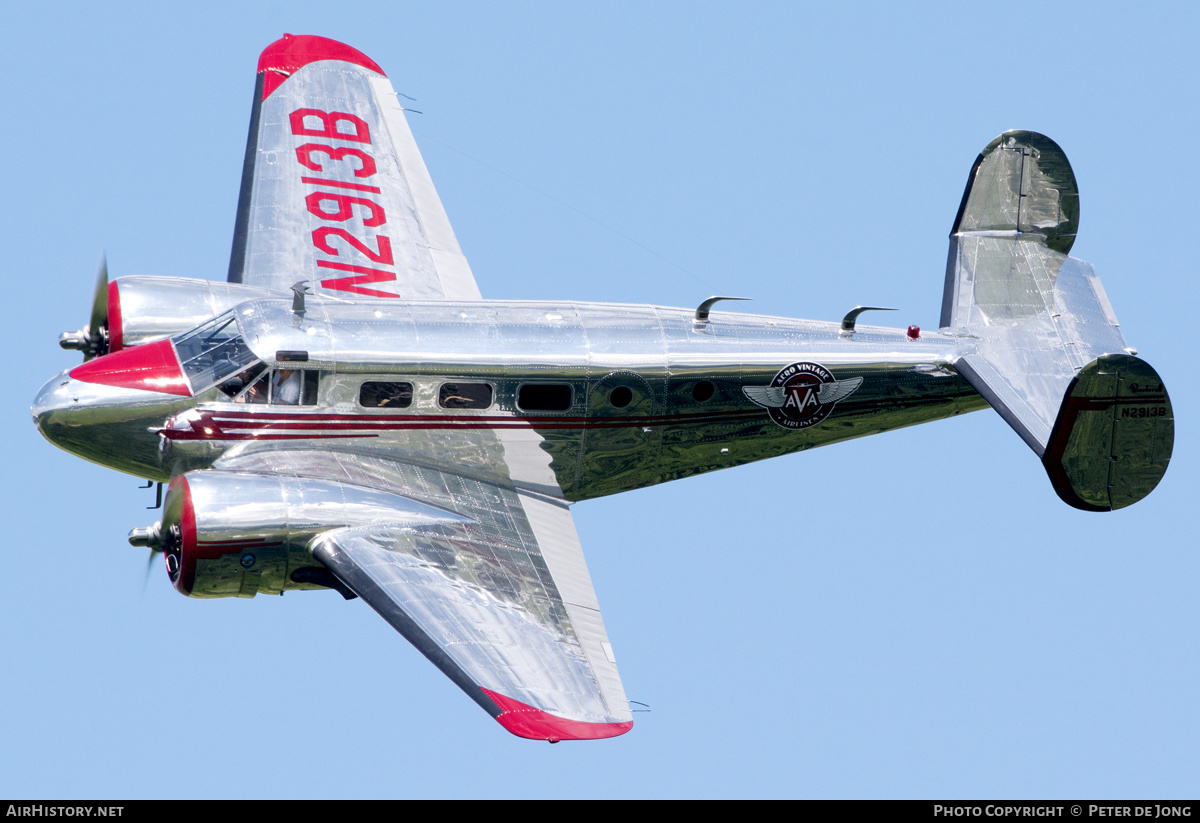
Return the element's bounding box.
[227,34,481,301]
[214,445,632,741]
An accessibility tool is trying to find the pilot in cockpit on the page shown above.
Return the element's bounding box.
[221,363,265,403]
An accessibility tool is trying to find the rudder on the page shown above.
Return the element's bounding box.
[1043,354,1174,511]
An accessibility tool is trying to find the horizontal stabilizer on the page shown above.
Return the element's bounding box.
[950,245,1127,454]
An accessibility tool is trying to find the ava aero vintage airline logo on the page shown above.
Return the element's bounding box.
[743,362,863,429]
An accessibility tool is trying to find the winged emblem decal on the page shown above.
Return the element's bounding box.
[743,362,862,429]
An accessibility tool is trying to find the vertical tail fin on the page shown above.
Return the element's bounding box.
[943,131,1173,510]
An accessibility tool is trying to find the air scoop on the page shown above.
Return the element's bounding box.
[69,339,191,397]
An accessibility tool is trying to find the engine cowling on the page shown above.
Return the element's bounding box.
[107,277,275,353]
[138,471,460,598]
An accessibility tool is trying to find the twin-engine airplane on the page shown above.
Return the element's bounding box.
[33,35,1174,742]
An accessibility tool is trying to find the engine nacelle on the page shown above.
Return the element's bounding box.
[108,276,275,352]
[143,471,460,598]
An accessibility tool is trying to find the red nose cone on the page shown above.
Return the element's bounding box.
[69,339,191,396]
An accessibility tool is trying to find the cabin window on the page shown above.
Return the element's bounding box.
[439,382,493,409]
[692,380,715,403]
[517,383,573,412]
[360,382,414,409]
[609,386,633,408]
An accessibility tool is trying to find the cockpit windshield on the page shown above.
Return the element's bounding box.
[172,312,260,391]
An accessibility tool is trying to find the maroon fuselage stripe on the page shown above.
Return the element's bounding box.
[160,407,768,441]
[209,408,766,425]
[162,393,963,442]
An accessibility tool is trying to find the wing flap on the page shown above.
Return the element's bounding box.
[517,493,627,713]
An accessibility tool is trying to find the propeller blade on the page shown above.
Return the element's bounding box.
[61,254,112,360]
[142,548,159,594]
[84,255,109,361]
[89,255,109,342]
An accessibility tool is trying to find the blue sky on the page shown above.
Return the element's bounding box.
[4,1,1198,798]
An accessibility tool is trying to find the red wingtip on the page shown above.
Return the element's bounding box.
[481,689,634,742]
[257,34,386,99]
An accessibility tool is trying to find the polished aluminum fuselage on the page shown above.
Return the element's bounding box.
[36,296,986,503]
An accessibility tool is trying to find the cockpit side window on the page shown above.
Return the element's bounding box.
[231,370,269,404]
[272,369,303,405]
[222,368,319,406]
[218,362,267,400]
[301,371,319,405]
[173,313,259,391]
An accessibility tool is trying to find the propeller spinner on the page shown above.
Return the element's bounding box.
[129,521,182,578]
